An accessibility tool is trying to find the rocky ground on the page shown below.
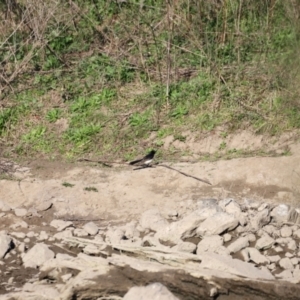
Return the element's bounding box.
[0,147,300,299]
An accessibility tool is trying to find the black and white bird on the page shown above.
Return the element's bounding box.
[129,150,156,167]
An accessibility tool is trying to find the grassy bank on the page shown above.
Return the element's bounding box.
[0,0,300,161]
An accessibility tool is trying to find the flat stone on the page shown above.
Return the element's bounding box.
[281,226,293,238]
[0,200,11,212]
[279,257,294,270]
[293,229,300,239]
[83,222,99,235]
[270,204,290,224]
[219,199,241,215]
[74,228,89,237]
[0,234,12,258]
[263,225,277,237]
[196,212,239,236]
[267,255,281,263]
[123,221,140,239]
[156,206,222,243]
[199,252,274,280]
[197,198,218,209]
[124,282,180,300]
[223,233,232,242]
[140,209,169,232]
[197,235,228,255]
[276,270,293,279]
[83,244,103,255]
[274,246,283,253]
[22,243,55,268]
[14,208,27,217]
[172,241,196,253]
[291,257,299,265]
[227,237,249,254]
[10,220,28,229]
[10,232,26,239]
[287,240,297,251]
[54,229,73,240]
[255,234,275,250]
[50,219,73,231]
[36,200,53,211]
[250,209,271,231]
[242,247,269,265]
[105,228,125,244]
[38,231,49,241]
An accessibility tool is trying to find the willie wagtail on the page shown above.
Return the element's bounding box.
[129,150,156,167]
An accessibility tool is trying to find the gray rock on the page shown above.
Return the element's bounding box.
[273,246,283,253]
[242,247,269,264]
[73,228,89,237]
[0,234,12,258]
[197,235,224,254]
[11,232,26,239]
[50,219,73,231]
[227,236,249,254]
[250,209,270,231]
[199,252,274,280]
[36,200,53,212]
[83,222,99,235]
[223,233,232,242]
[276,270,293,279]
[197,198,218,209]
[140,209,169,232]
[221,199,241,215]
[172,241,196,253]
[83,244,104,255]
[26,231,35,238]
[123,282,179,300]
[246,233,256,242]
[281,226,293,238]
[53,229,73,240]
[293,228,300,238]
[285,252,294,258]
[38,231,49,241]
[279,257,294,270]
[287,208,300,224]
[263,224,277,236]
[267,255,281,263]
[18,243,26,253]
[156,206,222,243]
[270,204,290,223]
[276,237,293,245]
[0,200,11,212]
[123,221,140,239]
[255,234,275,250]
[287,239,297,251]
[257,203,269,211]
[291,257,299,265]
[10,220,28,229]
[105,228,125,244]
[14,208,27,217]
[196,212,239,236]
[22,243,55,268]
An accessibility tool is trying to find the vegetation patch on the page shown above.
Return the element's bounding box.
[0,0,299,161]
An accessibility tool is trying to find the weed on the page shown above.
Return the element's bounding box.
[46,108,61,123]
[22,126,46,143]
[62,182,74,187]
[84,186,98,192]
[219,141,227,150]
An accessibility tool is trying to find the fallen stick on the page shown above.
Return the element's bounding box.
[158,164,212,185]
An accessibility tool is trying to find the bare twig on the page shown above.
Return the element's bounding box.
[158,164,212,185]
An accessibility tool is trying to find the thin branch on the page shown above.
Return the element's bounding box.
[158,164,212,185]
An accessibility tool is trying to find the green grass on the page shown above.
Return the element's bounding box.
[0,0,299,161]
